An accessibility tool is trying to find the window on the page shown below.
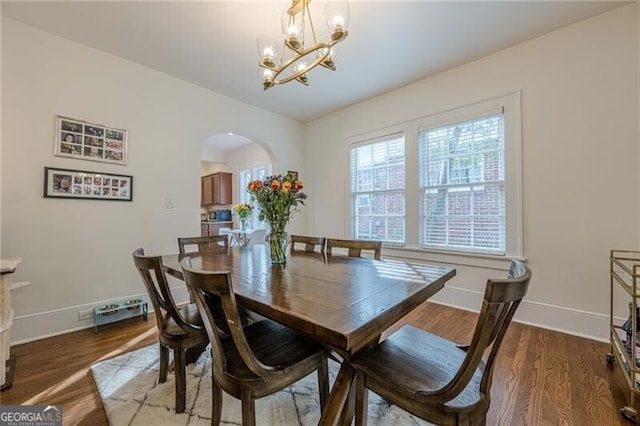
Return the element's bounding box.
[350,134,405,243]
[239,164,272,229]
[419,113,505,254]
[347,91,522,261]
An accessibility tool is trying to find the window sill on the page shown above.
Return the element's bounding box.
[382,245,525,271]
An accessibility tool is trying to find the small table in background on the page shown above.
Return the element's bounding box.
[229,229,253,246]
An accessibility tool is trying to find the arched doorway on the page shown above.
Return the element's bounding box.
[201,132,274,231]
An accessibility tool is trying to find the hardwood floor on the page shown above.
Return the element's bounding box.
[1,317,158,425]
[0,303,632,425]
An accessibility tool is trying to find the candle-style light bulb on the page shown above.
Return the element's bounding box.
[281,11,304,49]
[295,62,307,73]
[257,37,278,68]
[326,0,350,40]
[331,15,345,30]
[262,68,275,90]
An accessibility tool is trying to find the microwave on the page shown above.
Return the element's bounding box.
[209,209,232,222]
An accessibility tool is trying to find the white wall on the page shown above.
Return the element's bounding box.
[200,161,232,177]
[0,18,304,343]
[225,143,272,181]
[304,4,640,340]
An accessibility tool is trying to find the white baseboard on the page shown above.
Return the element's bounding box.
[10,286,190,345]
[431,285,613,343]
[10,284,613,346]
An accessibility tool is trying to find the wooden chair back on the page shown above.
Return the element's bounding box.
[177,235,229,254]
[326,238,382,260]
[353,259,531,425]
[181,256,329,424]
[181,257,281,380]
[426,259,531,403]
[132,248,201,335]
[290,235,326,253]
[132,248,208,414]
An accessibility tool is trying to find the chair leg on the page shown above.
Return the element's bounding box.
[159,343,169,383]
[174,346,186,413]
[241,387,256,426]
[211,375,222,426]
[355,372,368,426]
[318,355,329,411]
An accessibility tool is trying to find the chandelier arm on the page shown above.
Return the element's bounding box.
[267,43,332,87]
[288,0,305,15]
[285,39,304,55]
[305,1,319,45]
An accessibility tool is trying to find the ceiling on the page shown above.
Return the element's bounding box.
[2,1,628,124]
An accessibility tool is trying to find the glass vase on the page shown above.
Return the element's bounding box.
[240,218,249,231]
[265,231,290,264]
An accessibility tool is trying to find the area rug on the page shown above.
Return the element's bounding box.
[91,344,432,425]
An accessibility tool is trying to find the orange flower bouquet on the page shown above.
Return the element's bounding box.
[247,173,306,263]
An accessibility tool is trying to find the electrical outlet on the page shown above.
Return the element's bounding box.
[165,196,175,209]
[78,309,93,321]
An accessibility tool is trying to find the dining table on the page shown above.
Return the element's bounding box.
[162,245,456,425]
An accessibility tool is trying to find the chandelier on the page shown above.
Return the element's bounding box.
[258,0,350,90]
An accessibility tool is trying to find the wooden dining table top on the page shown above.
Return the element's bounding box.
[162,246,456,356]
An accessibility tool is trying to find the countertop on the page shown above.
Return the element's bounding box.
[201,221,233,224]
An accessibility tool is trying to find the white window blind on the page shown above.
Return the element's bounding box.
[419,113,505,254]
[350,135,405,243]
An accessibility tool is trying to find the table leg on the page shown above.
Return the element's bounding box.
[319,362,356,426]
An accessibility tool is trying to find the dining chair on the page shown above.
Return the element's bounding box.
[180,257,330,426]
[178,235,229,254]
[131,248,209,413]
[352,259,532,426]
[177,235,250,330]
[325,238,382,260]
[247,228,266,245]
[290,234,326,253]
[218,227,236,247]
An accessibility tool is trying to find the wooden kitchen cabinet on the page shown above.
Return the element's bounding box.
[201,172,232,206]
[201,175,214,206]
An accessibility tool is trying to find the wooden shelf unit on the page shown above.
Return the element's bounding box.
[608,249,640,423]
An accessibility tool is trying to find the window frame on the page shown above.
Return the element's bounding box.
[349,132,406,244]
[239,163,272,230]
[346,91,523,262]
[419,111,506,255]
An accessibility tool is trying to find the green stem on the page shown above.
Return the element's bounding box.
[268,228,288,264]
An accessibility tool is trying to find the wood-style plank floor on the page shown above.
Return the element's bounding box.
[0,303,632,425]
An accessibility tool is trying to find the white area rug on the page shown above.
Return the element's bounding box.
[91,344,432,425]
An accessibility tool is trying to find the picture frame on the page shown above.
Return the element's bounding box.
[44,167,133,201]
[287,170,299,181]
[54,115,128,165]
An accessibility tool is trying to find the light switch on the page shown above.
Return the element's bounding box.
[165,196,175,209]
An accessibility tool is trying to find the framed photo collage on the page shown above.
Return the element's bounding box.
[46,116,132,201]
